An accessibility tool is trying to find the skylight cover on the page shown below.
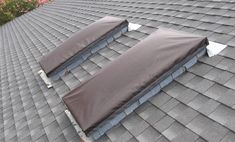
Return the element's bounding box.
[39,16,128,76]
[63,28,209,133]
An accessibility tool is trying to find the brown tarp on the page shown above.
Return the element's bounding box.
[39,16,128,74]
[63,28,209,133]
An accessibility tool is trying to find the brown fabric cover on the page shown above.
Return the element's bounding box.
[39,16,127,74]
[63,28,209,133]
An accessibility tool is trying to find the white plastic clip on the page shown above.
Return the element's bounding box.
[38,70,53,88]
[207,41,227,57]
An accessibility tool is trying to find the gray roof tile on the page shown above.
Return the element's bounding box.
[1,0,235,142]
[221,132,235,142]
[159,99,180,113]
[185,76,215,93]
[175,72,195,85]
[197,23,220,31]
[197,99,220,115]
[218,89,235,107]
[156,136,170,142]
[136,102,166,125]
[163,82,199,104]
[127,137,138,142]
[209,33,233,44]
[106,125,133,142]
[225,75,235,90]
[203,67,234,84]
[205,83,228,100]
[209,105,235,131]
[195,138,207,142]
[150,92,172,108]
[214,25,235,34]
[62,125,78,142]
[163,121,198,142]
[44,121,62,141]
[136,126,161,142]
[220,46,235,59]
[169,103,199,125]
[170,129,198,142]
[154,115,175,133]
[200,15,221,23]
[228,37,235,47]
[216,57,235,73]
[189,63,212,76]
[187,114,229,142]
[188,95,210,110]
[122,113,149,136]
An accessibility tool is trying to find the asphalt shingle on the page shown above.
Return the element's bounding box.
[1,0,235,142]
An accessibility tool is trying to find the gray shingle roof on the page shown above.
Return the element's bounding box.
[1,0,235,142]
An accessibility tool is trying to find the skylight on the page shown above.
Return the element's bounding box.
[39,16,128,80]
[63,28,209,140]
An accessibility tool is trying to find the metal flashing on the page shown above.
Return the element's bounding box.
[128,23,142,31]
[206,41,227,57]
[38,70,53,88]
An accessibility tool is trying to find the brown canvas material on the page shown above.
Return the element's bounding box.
[63,28,209,133]
[39,16,128,74]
